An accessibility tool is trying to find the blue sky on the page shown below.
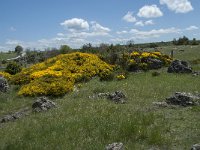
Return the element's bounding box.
[0,0,199,51]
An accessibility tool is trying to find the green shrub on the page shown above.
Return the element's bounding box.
[5,62,22,75]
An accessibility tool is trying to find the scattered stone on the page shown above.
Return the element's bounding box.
[167,60,192,73]
[147,58,163,69]
[32,97,56,112]
[108,91,126,104]
[89,91,126,104]
[0,77,9,93]
[191,144,200,150]
[166,92,200,107]
[152,102,169,107]
[0,107,30,123]
[192,71,200,76]
[105,142,124,150]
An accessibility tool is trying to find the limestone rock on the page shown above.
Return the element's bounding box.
[105,142,124,150]
[0,107,30,123]
[32,97,56,112]
[191,144,200,150]
[166,92,200,106]
[0,77,9,93]
[167,60,192,73]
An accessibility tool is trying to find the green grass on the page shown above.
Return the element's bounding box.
[0,45,200,149]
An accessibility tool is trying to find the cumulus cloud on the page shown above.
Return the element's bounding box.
[185,25,199,31]
[122,11,137,22]
[90,21,111,32]
[135,21,144,26]
[60,18,89,32]
[137,5,163,18]
[145,20,154,25]
[135,20,154,26]
[116,31,128,34]
[57,33,64,36]
[160,0,193,13]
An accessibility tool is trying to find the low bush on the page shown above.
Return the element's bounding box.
[5,62,22,75]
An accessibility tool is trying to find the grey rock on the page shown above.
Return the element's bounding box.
[32,97,56,112]
[192,71,200,76]
[166,92,200,107]
[147,58,163,69]
[89,91,126,104]
[105,142,124,150]
[0,77,9,93]
[108,91,126,104]
[167,60,192,73]
[191,144,200,150]
[152,102,169,107]
[0,107,30,123]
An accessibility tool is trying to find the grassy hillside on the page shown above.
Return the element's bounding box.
[0,45,200,149]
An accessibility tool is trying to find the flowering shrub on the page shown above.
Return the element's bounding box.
[12,52,114,96]
[0,72,12,80]
[128,51,172,71]
[116,74,126,80]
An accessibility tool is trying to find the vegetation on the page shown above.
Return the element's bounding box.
[0,42,199,149]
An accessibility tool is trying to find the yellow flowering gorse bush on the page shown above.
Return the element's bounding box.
[12,52,114,96]
[128,51,172,71]
[0,71,12,80]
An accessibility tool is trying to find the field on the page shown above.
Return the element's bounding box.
[0,45,200,150]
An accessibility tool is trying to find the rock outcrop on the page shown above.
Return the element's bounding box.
[32,97,56,112]
[167,60,192,73]
[0,77,9,93]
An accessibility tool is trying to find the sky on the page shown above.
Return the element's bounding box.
[0,0,200,51]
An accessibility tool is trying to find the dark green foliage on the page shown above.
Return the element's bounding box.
[59,45,72,54]
[15,45,23,55]
[152,71,160,77]
[5,62,22,75]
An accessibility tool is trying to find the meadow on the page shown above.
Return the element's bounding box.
[0,45,199,150]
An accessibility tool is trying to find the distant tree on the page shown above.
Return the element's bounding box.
[191,38,199,45]
[15,45,23,55]
[126,40,134,47]
[172,38,177,45]
[59,45,72,54]
[149,43,158,48]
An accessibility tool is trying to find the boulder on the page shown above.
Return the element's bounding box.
[32,97,56,112]
[108,91,126,104]
[167,60,192,73]
[89,91,126,104]
[0,107,30,123]
[147,58,163,69]
[166,92,200,107]
[191,144,200,150]
[105,142,124,150]
[0,77,9,93]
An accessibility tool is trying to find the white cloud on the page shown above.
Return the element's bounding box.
[130,27,180,39]
[90,21,110,32]
[185,25,199,31]
[57,33,64,36]
[122,11,137,22]
[60,18,89,32]
[160,0,193,13]
[145,20,154,25]
[135,20,154,26]
[135,21,144,26]
[137,5,163,18]
[6,39,22,45]
[116,31,128,34]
